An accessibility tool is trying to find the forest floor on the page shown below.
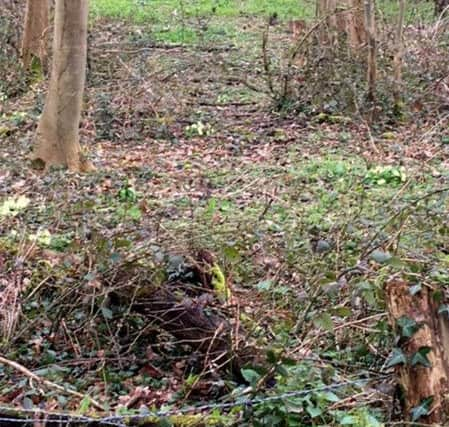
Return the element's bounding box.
[1,4,449,426]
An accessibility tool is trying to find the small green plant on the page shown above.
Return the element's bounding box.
[185,121,214,137]
[116,183,142,221]
[0,196,30,217]
[363,166,407,187]
[238,360,380,427]
[1,111,27,126]
[118,185,137,203]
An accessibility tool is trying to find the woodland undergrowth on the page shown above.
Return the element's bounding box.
[0,4,449,426]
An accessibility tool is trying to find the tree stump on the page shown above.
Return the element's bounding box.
[385,278,449,424]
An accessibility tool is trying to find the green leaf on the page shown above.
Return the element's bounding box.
[101,307,113,320]
[276,364,289,377]
[339,415,356,424]
[313,312,334,332]
[363,413,383,427]
[411,347,432,368]
[223,245,240,262]
[114,238,132,248]
[321,391,340,402]
[333,306,352,318]
[281,357,297,366]
[241,368,261,386]
[118,187,137,202]
[266,349,278,364]
[357,281,377,306]
[370,250,392,264]
[158,418,172,427]
[386,256,404,268]
[128,205,142,220]
[386,348,407,368]
[433,290,444,304]
[306,405,322,418]
[256,280,273,291]
[0,195,30,217]
[78,396,91,415]
[397,316,420,338]
[411,397,433,421]
[438,304,449,318]
[409,283,422,295]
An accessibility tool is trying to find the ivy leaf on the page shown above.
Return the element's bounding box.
[256,280,273,291]
[266,349,278,364]
[313,312,334,332]
[370,250,392,264]
[320,391,340,402]
[101,307,113,320]
[411,396,433,421]
[306,405,322,418]
[386,348,407,368]
[276,364,289,377]
[397,316,420,338]
[339,415,356,424]
[241,368,261,386]
[411,347,432,368]
[409,283,422,295]
[386,256,404,268]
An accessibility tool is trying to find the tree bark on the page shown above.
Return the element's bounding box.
[363,0,377,103]
[316,0,365,49]
[435,0,449,16]
[32,0,93,172]
[21,0,49,71]
[385,278,449,424]
[393,0,405,110]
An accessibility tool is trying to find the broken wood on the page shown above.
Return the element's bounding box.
[385,277,449,424]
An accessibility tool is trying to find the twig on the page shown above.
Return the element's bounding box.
[334,313,387,331]
[0,356,104,411]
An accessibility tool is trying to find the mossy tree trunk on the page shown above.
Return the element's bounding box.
[21,0,49,71]
[32,0,93,172]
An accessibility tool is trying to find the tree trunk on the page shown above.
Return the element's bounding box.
[316,0,365,49]
[363,0,376,103]
[435,0,449,16]
[3,0,24,56]
[393,0,405,111]
[385,278,449,424]
[32,0,93,173]
[21,0,49,71]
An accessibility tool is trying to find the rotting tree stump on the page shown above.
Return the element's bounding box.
[385,277,449,424]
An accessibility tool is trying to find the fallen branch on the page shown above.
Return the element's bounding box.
[0,356,104,411]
